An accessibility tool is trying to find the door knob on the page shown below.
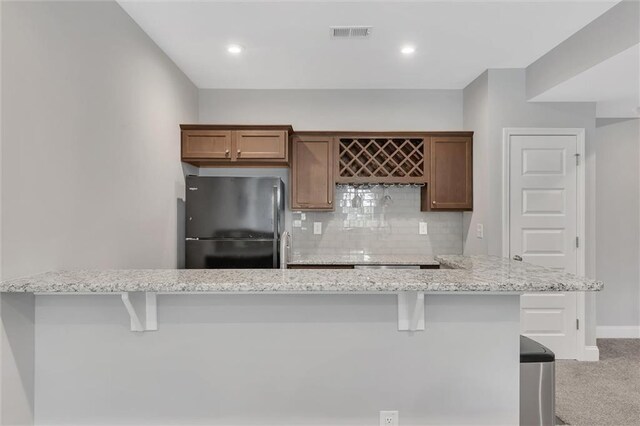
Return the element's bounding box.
[513,255,523,261]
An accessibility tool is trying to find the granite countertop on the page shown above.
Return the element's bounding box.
[0,255,602,294]
[287,254,439,266]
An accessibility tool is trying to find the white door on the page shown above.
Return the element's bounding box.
[508,132,580,359]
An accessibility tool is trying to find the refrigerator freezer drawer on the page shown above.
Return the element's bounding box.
[186,239,278,269]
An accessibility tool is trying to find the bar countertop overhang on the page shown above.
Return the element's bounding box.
[0,256,603,293]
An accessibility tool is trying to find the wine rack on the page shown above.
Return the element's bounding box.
[337,137,425,183]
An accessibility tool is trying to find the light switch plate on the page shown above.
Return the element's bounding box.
[313,222,322,235]
[476,223,484,239]
[419,222,428,235]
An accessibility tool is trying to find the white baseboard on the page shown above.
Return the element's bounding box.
[596,326,640,338]
[579,345,600,361]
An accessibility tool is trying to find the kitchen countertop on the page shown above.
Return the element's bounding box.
[287,254,440,266]
[0,255,602,293]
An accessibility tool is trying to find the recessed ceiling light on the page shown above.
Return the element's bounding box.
[401,45,416,55]
[227,44,243,54]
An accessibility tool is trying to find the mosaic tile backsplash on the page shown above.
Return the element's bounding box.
[291,185,463,256]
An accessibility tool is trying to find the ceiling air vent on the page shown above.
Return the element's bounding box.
[330,26,372,38]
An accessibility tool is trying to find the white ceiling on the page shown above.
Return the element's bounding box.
[118,1,618,89]
[531,44,639,118]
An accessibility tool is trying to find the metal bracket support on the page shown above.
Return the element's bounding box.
[121,292,157,332]
[398,292,425,331]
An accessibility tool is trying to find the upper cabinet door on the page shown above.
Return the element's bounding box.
[182,130,232,160]
[233,130,287,161]
[430,136,473,210]
[291,136,334,210]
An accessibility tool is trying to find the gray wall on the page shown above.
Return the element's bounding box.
[34,293,520,425]
[1,0,198,280]
[462,71,489,255]
[0,1,196,422]
[526,0,640,100]
[595,118,640,329]
[0,294,35,425]
[199,89,462,130]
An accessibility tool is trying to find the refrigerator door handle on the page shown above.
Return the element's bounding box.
[272,185,279,268]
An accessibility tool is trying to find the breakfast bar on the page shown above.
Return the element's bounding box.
[0,256,601,425]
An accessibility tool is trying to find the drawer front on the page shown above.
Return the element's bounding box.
[234,130,287,160]
[182,130,232,159]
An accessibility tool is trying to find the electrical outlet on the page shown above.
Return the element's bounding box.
[379,411,399,426]
[313,222,322,235]
[476,223,484,239]
[293,220,302,228]
[419,222,428,235]
[301,213,306,220]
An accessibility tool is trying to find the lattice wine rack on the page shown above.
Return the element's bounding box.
[337,137,426,183]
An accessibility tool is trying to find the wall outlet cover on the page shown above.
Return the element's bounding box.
[379,410,399,426]
[301,213,306,220]
[293,220,302,228]
[313,222,322,235]
[419,222,428,235]
[476,223,484,239]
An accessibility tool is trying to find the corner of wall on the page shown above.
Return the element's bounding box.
[462,70,490,255]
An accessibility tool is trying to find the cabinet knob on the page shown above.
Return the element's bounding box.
[328,200,332,204]
[225,149,229,157]
[432,200,436,204]
[237,149,241,157]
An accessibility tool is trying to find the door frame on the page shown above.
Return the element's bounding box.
[501,128,593,361]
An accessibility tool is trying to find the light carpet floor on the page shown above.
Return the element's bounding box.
[556,339,640,425]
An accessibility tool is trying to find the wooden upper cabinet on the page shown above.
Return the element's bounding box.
[182,130,232,160]
[181,126,472,211]
[180,125,291,166]
[234,130,287,161]
[429,136,473,210]
[291,135,334,211]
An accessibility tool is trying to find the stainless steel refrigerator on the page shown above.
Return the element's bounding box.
[185,176,284,269]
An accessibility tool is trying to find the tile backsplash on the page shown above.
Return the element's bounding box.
[291,186,463,256]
